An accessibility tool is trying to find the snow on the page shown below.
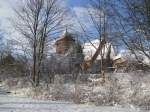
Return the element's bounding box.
[0,94,144,112]
[120,50,150,64]
[0,73,150,112]
[112,54,122,61]
[83,39,116,61]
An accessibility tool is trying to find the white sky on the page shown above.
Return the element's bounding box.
[0,0,13,29]
[0,0,100,45]
[0,0,22,41]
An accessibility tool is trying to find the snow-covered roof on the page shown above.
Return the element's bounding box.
[82,39,116,61]
[120,50,150,64]
[112,54,122,60]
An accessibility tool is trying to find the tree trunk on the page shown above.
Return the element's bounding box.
[32,45,36,84]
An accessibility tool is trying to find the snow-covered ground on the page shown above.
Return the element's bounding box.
[0,94,145,112]
[0,83,149,112]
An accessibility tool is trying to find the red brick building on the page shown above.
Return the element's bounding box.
[55,32,76,54]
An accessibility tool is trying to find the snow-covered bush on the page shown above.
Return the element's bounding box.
[1,72,150,108]
[87,73,121,105]
[51,75,66,100]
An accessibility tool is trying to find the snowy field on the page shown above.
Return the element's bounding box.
[0,73,150,112]
[0,94,147,112]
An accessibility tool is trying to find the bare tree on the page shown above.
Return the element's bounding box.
[112,0,150,67]
[75,0,116,73]
[13,0,65,86]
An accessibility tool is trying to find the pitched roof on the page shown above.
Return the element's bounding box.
[55,31,75,43]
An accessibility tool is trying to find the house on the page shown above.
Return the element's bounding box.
[53,32,150,72]
[54,32,126,72]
